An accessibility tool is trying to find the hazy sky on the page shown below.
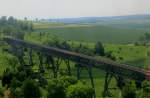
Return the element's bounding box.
[0,0,150,19]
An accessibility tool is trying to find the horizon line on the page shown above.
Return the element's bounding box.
[0,13,150,20]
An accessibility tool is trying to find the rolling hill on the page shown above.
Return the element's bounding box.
[34,14,150,43]
[40,14,150,30]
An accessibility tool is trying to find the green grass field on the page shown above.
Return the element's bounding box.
[34,22,149,44]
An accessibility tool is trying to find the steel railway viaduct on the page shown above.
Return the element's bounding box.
[2,37,150,98]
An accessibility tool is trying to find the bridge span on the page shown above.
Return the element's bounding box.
[3,37,150,98]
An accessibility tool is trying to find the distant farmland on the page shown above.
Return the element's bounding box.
[34,23,148,44]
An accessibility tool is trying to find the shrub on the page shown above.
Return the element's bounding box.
[142,81,150,97]
[22,79,41,98]
[15,71,27,82]
[47,79,66,98]
[66,82,94,98]
[121,81,137,98]
[119,57,123,60]
[94,42,105,56]
[105,51,112,58]
[147,51,150,57]
[47,76,93,98]
[47,76,77,98]
[60,76,78,88]
[10,78,22,90]
[2,68,13,88]
[10,87,23,98]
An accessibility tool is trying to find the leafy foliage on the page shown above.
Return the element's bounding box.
[60,76,78,88]
[47,76,77,98]
[47,78,66,98]
[66,82,94,98]
[10,87,23,98]
[22,79,41,98]
[95,42,105,56]
[10,78,22,98]
[2,68,13,88]
[144,32,150,41]
[121,81,137,98]
[0,16,33,39]
[141,81,150,97]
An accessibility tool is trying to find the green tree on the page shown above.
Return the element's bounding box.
[61,41,71,50]
[60,76,78,88]
[121,81,137,98]
[144,32,150,40]
[47,76,78,98]
[2,68,13,88]
[6,55,18,72]
[47,79,66,98]
[147,51,150,57]
[0,16,7,25]
[8,16,16,25]
[10,87,23,98]
[141,81,150,98]
[66,82,94,98]
[94,42,105,56]
[10,78,22,89]
[22,79,41,98]
[0,16,33,38]
[10,78,22,98]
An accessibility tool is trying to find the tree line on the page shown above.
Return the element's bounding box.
[0,16,33,39]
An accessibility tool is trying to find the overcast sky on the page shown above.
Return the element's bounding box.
[0,0,150,19]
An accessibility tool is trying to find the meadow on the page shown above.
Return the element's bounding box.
[34,22,149,44]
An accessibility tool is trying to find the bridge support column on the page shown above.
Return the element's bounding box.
[17,47,25,67]
[103,72,113,98]
[77,64,81,80]
[55,57,62,72]
[38,53,45,73]
[48,56,58,78]
[87,66,96,98]
[65,59,71,76]
[28,48,33,66]
[76,64,96,98]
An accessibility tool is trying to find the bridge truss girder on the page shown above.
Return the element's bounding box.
[3,37,150,98]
